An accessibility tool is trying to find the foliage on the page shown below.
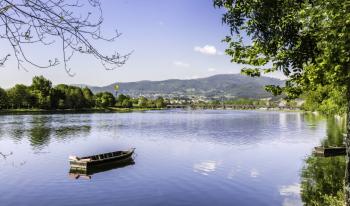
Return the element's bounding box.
[95,92,115,108]
[138,96,148,108]
[81,87,95,108]
[30,76,52,109]
[214,0,350,114]
[0,76,168,110]
[0,87,8,109]
[155,97,165,108]
[301,85,347,115]
[7,84,32,108]
[54,84,89,109]
[116,94,133,108]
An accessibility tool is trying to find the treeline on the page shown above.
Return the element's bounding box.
[0,76,166,110]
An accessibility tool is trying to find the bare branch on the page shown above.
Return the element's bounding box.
[0,0,130,73]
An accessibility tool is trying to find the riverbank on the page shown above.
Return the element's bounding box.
[0,107,164,115]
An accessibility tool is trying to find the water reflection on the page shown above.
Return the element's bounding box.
[2,115,92,150]
[193,160,220,176]
[322,117,346,147]
[8,116,26,142]
[0,111,337,205]
[69,159,135,179]
[29,116,52,149]
[301,116,345,205]
[54,125,91,139]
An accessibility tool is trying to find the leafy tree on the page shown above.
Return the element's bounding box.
[82,87,95,108]
[53,84,89,109]
[155,97,165,108]
[121,99,133,108]
[95,92,115,108]
[7,84,32,108]
[68,87,85,109]
[302,85,347,115]
[215,0,350,201]
[0,87,8,109]
[54,84,70,109]
[30,76,52,109]
[138,96,148,108]
[117,94,128,104]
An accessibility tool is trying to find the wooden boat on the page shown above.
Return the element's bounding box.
[314,146,346,157]
[69,148,135,170]
[69,159,135,179]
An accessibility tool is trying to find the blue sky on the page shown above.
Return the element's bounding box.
[0,0,282,88]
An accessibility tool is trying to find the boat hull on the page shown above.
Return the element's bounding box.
[314,146,346,157]
[69,149,135,170]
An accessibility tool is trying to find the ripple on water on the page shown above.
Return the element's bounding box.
[0,111,327,206]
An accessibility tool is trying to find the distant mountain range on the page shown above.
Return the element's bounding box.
[84,74,284,99]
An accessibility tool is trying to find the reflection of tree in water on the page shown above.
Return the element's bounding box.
[303,113,325,130]
[322,117,346,147]
[28,115,52,149]
[8,116,26,142]
[301,156,345,205]
[301,116,345,205]
[54,125,91,140]
[28,115,92,149]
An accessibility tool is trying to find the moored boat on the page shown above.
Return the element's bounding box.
[314,146,345,157]
[69,159,135,179]
[69,148,135,170]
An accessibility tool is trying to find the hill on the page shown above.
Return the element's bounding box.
[88,74,284,99]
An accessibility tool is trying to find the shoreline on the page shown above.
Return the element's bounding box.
[0,107,303,115]
[0,107,164,115]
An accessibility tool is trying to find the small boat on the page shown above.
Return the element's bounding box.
[69,159,135,179]
[69,148,135,170]
[314,146,346,157]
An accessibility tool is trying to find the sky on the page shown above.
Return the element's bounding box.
[0,0,283,88]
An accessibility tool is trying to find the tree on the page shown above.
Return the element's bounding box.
[0,87,8,109]
[30,76,52,109]
[95,92,115,107]
[155,97,165,108]
[121,99,133,108]
[82,87,95,108]
[53,84,88,109]
[7,84,32,108]
[138,96,148,108]
[0,0,130,74]
[115,93,127,107]
[214,0,350,203]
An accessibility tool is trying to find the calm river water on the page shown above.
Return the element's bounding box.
[0,110,345,206]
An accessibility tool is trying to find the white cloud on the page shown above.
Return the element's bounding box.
[193,160,220,175]
[173,61,190,68]
[194,45,221,55]
[279,183,301,196]
[250,168,260,178]
[208,68,216,72]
